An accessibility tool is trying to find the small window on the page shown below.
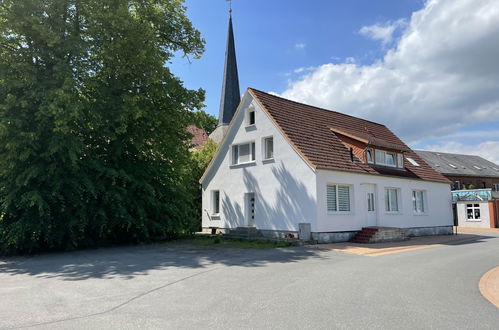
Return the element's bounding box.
[406,157,420,167]
[473,165,481,170]
[263,137,274,160]
[212,190,220,215]
[412,190,425,213]
[327,184,351,212]
[466,204,481,221]
[232,142,256,165]
[449,163,457,169]
[493,184,499,191]
[385,188,399,212]
[366,148,374,164]
[248,109,255,126]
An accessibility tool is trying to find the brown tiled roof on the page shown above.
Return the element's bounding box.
[249,88,450,184]
[187,125,209,150]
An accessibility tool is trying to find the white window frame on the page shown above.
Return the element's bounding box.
[262,136,274,160]
[412,190,427,214]
[231,141,256,165]
[466,204,481,221]
[385,187,401,213]
[366,148,374,164]
[374,149,400,168]
[327,184,352,214]
[212,190,220,216]
[397,154,404,168]
[406,157,420,167]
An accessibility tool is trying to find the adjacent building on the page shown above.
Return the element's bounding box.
[415,150,499,190]
[415,150,499,228]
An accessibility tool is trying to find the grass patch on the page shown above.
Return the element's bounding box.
[191,236,296,249]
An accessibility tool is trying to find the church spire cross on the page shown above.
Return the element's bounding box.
[226,0,232,14]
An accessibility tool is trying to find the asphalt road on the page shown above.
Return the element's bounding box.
[1,233,498,330]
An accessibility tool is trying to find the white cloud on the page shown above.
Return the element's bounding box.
[422,141,499,164]
[293,66,316,74]
[281,0,499,144]
[344,57,356,64]
[294,43,306,49]
[359,19,407,45]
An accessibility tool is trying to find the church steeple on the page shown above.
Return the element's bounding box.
[218,12,240,126]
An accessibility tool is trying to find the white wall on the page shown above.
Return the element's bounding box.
[456,202,491,228]
[201,93,317,232]
[315,169,453,232]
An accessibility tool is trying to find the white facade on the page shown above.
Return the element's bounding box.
[456,201,491,228]
[201,92,453,234]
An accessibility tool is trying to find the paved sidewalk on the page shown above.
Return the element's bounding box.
[457,227,499,234]
[315,233,494,256]
[479,266,499,309]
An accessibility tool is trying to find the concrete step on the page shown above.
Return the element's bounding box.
[350,226,407,244]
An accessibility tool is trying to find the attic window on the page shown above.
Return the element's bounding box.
[366,148,374,164]
[406,157,420,167]
[449,163,457,169]
[247,108,255,126]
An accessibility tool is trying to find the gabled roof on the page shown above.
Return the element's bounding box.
[415,150,499,178]
[249,88,450,184]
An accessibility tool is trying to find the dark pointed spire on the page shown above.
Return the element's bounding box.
[218,13,240,126]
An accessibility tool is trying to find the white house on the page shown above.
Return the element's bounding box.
[200,88,453,243]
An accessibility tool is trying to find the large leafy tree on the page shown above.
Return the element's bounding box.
[0,0,205,254]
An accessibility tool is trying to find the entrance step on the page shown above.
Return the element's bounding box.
[350,227,407,244]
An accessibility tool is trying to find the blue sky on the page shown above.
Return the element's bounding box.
[172,0,499,163]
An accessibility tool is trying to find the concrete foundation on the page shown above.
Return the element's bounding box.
[202,225,453,243]
[404,225,453,237]
[311,231,357,244]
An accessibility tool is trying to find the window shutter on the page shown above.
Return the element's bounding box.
[327,185,337,212]
[239,144,250,163]
[337,186,350,211]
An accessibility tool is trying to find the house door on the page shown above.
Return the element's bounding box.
[365,184,377,227]
[245,193,255,227]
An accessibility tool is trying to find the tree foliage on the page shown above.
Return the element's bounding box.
[0,0,205,254]
[190,110,218,135]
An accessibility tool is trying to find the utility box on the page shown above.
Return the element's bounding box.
[299,223,311,241]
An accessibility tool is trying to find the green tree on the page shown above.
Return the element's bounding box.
[0,0,205,254]
[190,110,218,135]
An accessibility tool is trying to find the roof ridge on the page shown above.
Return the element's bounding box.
[416,150,489,160]
[248,87,387,128]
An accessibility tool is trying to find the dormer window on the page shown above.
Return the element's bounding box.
[371,149,404,168]
[385,152,396,166]
[366,148,374,164]
[397,154,403,168]
[247,108,255,126]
